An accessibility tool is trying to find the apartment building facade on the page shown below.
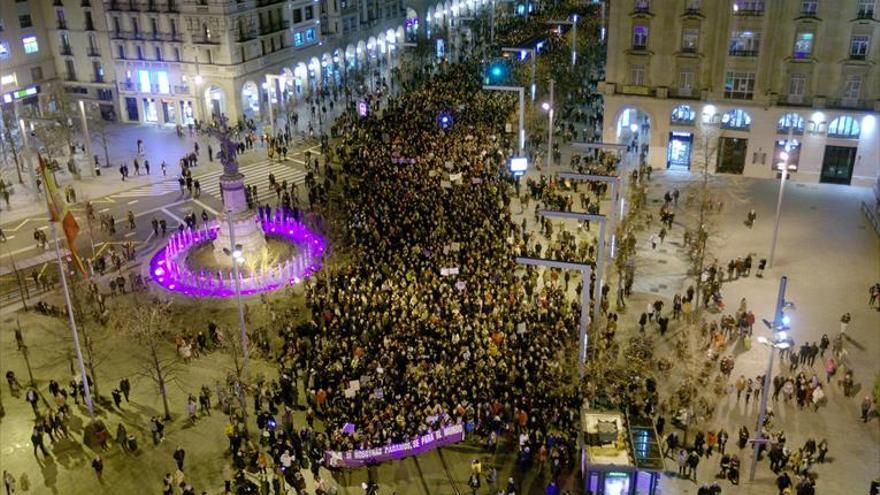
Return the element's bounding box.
[0,0,59,115]
[601,0,880,186]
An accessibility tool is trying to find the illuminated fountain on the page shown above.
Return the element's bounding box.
[149,117,326,297]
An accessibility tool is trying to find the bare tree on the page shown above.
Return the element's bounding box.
[84,105,112,169]
[685,126,721,310]
[112,300,178,420]
[0,107,24,184]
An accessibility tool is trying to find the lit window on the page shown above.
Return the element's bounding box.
[671,105,695,124]
[0,41,9,59]
[729,31,760,56]
[724,71,755,100]
[857,0,875,17]
[305,28,315,42]
[827,116,860,138]
[777,113,805,134]
[793,32,813,58]
[23,36,39,54]
[634,0,649,12]
[678,70,694,95]
[629,64,645,85]
[294,32,304,46]
[721,108,752,130]
[788,73,806,96]
[0,74,15,85]
[632,25,648,48]
[138,69,151,92]
[157,71,170,93]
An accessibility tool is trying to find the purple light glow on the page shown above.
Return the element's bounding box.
[149,216,326,298]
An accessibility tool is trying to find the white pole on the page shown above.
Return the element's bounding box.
[768,128,794,268]
[226,212,250,379]
[49,220,95,417]
[266,75,275,130]
[18,118,39,200]
[78,101,95,177]
[529,52,536,101]
[546,79,554,167]
[518,88,525,155]
[593,218,606,326]
[571,21,577,67]
[578,267,591,378]
[490,0,495,44]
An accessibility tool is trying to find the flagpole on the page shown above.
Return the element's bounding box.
[49,219,95,417]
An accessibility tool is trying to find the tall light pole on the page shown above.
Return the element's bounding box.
[501,47,536,100]
[749,276,792,482]
[541,79,555,167]
[482,85,525,154]
[225,211,250,380]
[539,210,606,328]
[77,100,96,177]
[768,128,795,268]
[546,18,577,68]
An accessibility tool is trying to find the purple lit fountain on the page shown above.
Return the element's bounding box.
[148,117,326,298]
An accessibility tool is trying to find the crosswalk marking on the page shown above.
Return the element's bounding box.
[108,159,308,203]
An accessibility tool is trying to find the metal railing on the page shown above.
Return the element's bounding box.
[861,201,880,236]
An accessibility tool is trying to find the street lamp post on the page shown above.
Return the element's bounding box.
[77,100,96,177]
[225,211,251,380]
[482,85,525,154]
[539,209,607,328]
[749,276,792,482]
[541,79,555,167]
[768,128,795,268]
[559,165,624,267]
[546,18,577,68]
[501,47,536,101]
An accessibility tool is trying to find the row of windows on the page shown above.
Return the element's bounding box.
[669,104,863,138]
[632,23,872,60]
[293,28,317,47]
[632,0,875,17]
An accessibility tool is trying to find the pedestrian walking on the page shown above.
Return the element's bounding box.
[119,378,131,402]
[861,396,873,422]
[3,470,14,495]
[31,426,48,457]
[112,388,122,409]
[173,445,186,471]
[91,455,104,480]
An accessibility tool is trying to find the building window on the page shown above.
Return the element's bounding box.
[138,69,150,92]
[174,47,180,61]
[22,36,39,54]
[85,11,95,30]
[844,75,862,99]
[19,15,33,28]
[721,108,752,130]
[294,31,304,46]
[793,32,813,58]
[65,59,76,80]
[634,0,649,12]
[850,35,870,59]
[629,64,645,85]
[801,0,817,14]
[724,71,756,99]
[0,41,9,60]
[729,31,760,56]
[857,0,875,18]
[678,70,694,95]
[93,61,104,82]
[117,44,125,58]
[294,9,303,23]
[827,116,860,137]
[685,0,700,12]
[31,66,43,82]
[305,28,316,42]
[777,113,805,134]
[157,71,169,93]
[671,104,696,124]
[155,46,162,60]
[733,1,764,14]
[681,28,698,52]
[788,73,806,100]
[305,6,314,20]
[632,25,648,49]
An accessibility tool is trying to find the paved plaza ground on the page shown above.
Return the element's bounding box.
[1,161,877,494]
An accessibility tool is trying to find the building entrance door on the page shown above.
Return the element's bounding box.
[820,146,856,185]
[717,137,748,174]
[667,132,692,170]
[125,97,139,121]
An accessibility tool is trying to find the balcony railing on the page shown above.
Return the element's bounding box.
[192,36,221,45]
[120,81,135,91]
[94,75,105,83]
[60,45,73,55]
[684,7,700,15]
[849,53,867,61]
[237,30,258,42]
[66,73,78,82]
[733,8,764,15]
[631,44,648,51]
[680,46,697,53]
[58,20,68,29]
[729,49,759,57]
[85,22,95,31]
[259,20,290,35]
[174,85,190,94]
[87,47,101,56]
[81,0,91,5]
[256,0,286,6]
[104,0,141,11]
[111,31,143,40]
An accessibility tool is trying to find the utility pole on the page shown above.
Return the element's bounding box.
[768,128,794,268]
[17,318,36,387]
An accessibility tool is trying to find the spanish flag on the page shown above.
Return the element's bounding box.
[39,154,87,277]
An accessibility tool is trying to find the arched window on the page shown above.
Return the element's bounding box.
[827,115,860,138]
[671,104,696,124]
[721,108,751,130]
[777,113,805,134]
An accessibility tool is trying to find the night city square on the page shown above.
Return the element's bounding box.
[0,0,878,494]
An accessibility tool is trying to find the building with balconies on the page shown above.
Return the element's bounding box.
[0,0,58,116]
[601,0,879,186]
